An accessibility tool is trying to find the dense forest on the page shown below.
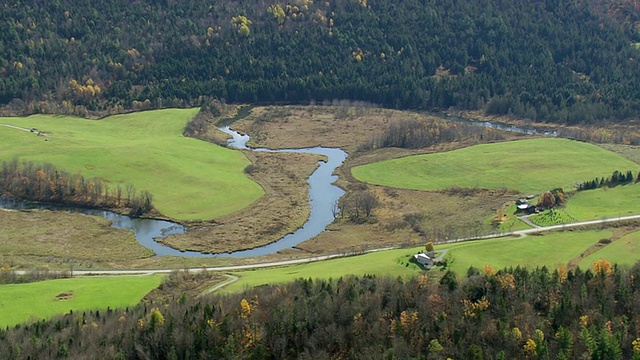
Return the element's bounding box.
[2,262,640,359]
[2,0,640,123]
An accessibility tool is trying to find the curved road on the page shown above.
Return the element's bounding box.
[67,213,640,276]
[15,214,640,292]
[439,213,640,245]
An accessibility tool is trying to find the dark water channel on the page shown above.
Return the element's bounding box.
[0,127,347,258]
[439,112,558,136]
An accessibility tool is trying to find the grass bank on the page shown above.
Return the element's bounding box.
[0,275,163,328]
[223,248,425,293]
[222,228,640,293]
[439,230,613,274]
[581,230,640,268]
[0,109,263,221]
[352,138,639,193]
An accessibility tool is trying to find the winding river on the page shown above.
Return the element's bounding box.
[0,127,347,258]
[1,116,548,258]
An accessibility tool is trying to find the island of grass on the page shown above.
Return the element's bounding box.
[0,109,263,221]
[352,138,639,194]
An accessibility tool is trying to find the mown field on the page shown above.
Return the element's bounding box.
[351,138,639,194]
[0,109,263,221]
[565,182,640,220]
[0,275,163,328]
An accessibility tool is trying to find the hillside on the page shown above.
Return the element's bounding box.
[2,265,640,359]
[2,0,640,123]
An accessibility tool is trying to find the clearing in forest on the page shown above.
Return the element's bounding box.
[352,138,639,194]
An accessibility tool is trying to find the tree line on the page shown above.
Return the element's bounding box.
[360,117,506,152]
[577,170,638,191]
[2,261,640,359]
[0,159,153,216]
[1,0,640,123]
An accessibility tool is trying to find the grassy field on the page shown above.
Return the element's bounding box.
[438,229,613,274]
[565,183,640,220]
[527,183,640,226]
[223,248,426,293]
[0,109,263,221]
[0,275,163,328]
[222,228,624,293]
[581,230,640,268]
[351,138,639,194]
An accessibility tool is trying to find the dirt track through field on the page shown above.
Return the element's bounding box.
[0,124,32,132]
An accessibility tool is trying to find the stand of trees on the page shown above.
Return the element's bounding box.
[1,0,640,123]
[0,159,153,215]
[361,118,505,151]
[537,188,566,209]
[578,170,637,191]
[2,262,640,359]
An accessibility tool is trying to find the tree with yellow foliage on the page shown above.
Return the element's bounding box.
[268,4,286,25]
[231,15,252,37]
[592,259,613,276]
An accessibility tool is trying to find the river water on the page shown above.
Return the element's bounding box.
[0,127,347,258]
[2,117,545,258]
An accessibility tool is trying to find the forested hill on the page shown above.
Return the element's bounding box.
[2,263,640,358]
[2,0,640,123]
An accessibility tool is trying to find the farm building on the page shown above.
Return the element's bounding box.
[516,200,538,214]
[413,253,434,269]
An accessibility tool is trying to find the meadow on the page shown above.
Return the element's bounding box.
[0,275,163,328]
[438,230,613,274]
[222,248,426,293]
[0,109,263,221]
[527,182,640,226]
[581,230,640,268]
[351,138,639,194]
[5,227,637,327]
[564,182,640,220]
[220,228,639,293]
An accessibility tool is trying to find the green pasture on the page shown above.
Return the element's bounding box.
[0,109,263,220]
[581,230,640,268]
[491,203,532,232]
[0,275,163,328]
[565,183,640,220]
[352,138,639,194]
[437,229,613,274]
[221,228,625,293]
[223,248,425,293]
[528,183,640,226]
